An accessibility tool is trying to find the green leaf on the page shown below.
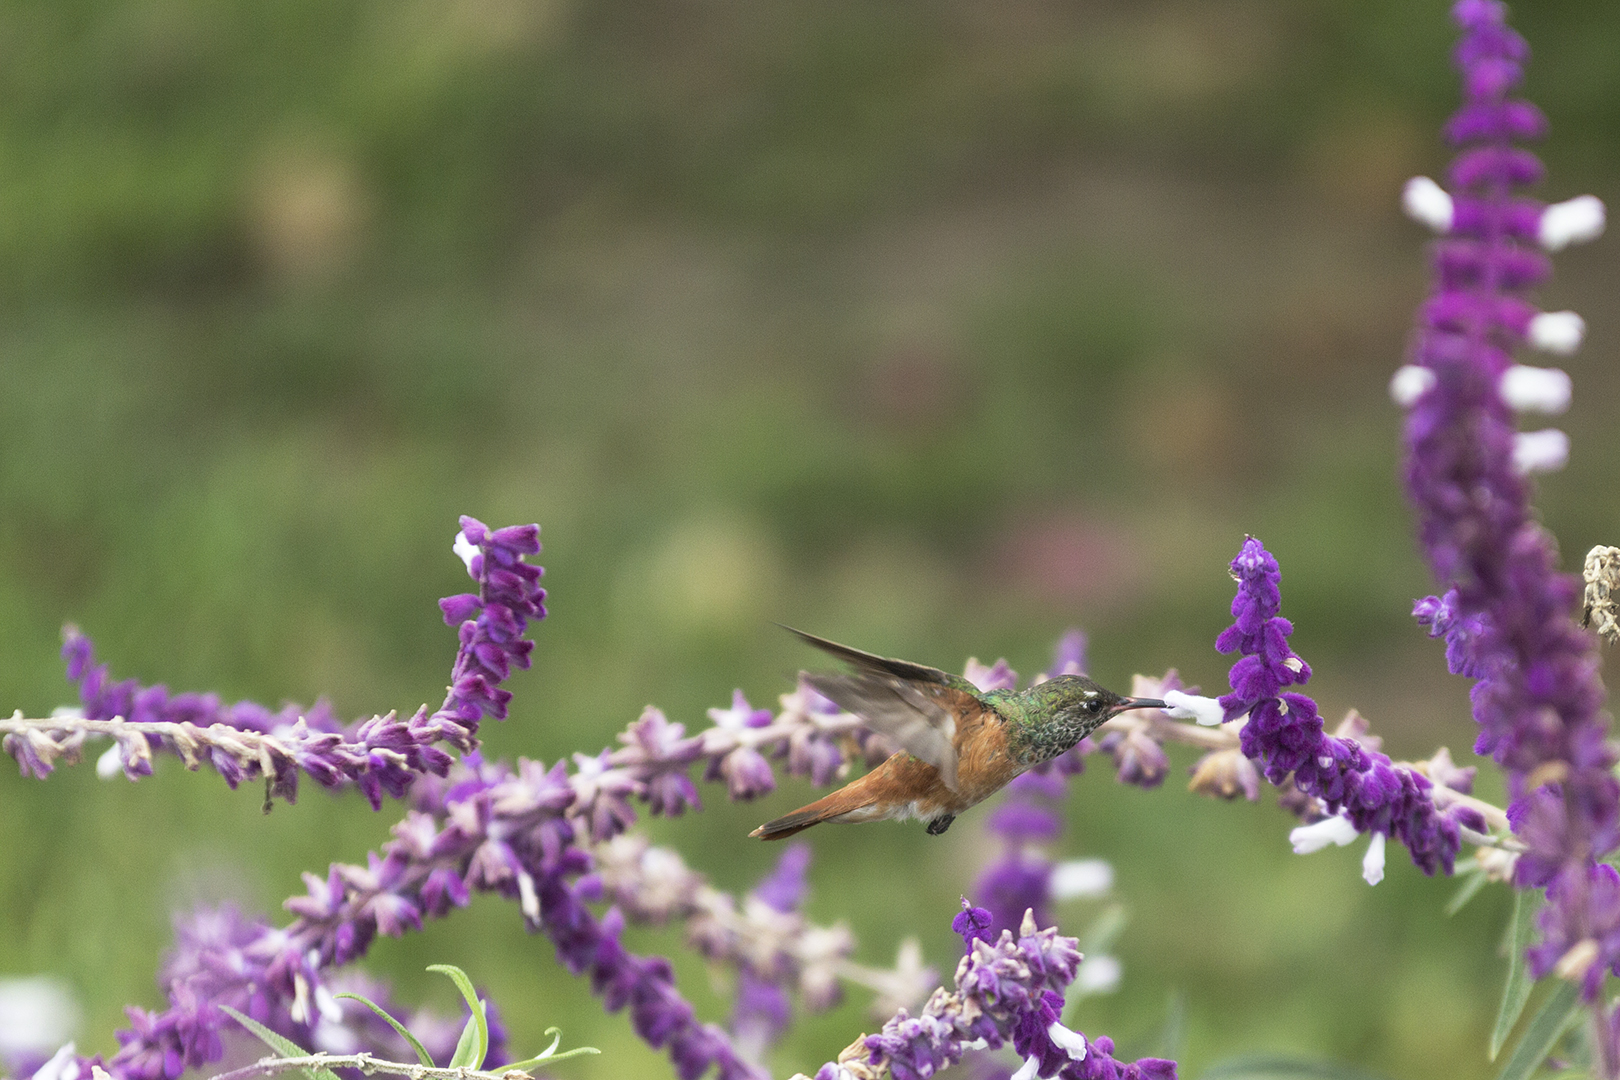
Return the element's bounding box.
[449,1005,485,1070]
[220,1005,308,1059]
[218,1005,341,1080]
[1496,981,1583,1080]
[1491,889,1544,1060]
[1197,1053,1395,1080]
[503,1027,603,1072]
[332,992,435,1067]
[1446,865,1490,916]
[428,964,489,1070]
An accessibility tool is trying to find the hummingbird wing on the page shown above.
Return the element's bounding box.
[800,672,971,792]
[783,627,983,793]
[779,626,979,693]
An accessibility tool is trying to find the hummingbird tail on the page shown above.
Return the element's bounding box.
[748,786,884,840]
[748,810,825,841]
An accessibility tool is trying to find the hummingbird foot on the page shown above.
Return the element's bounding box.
[925,814,955,836]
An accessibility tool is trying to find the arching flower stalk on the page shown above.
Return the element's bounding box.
[2,517,545,809]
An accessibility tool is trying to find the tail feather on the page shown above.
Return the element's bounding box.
[749,808,832,841]
[749,786,881,840]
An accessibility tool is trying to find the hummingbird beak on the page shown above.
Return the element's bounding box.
[1110,696,1167,716]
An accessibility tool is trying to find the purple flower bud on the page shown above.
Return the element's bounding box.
[1413,589,1494,678]
[986,801,1062,843]
[1112,728,1170,788]
[719,747,775,800]
[708,689,774,731]
[953,902,996,950]
[620,706,705,765]
[438,593,480,625]
[1188,749,1260,802]
[976,856,1054,941]
[1049,630,1087,678]
[365,893,422,937]
[645,771,703,816]
[751,844,811,913]
[965,658,1019,692]
[1006,766,1067,800]
[787,728,843,786]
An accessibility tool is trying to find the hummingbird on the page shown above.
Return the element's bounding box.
[750,628,1166,840]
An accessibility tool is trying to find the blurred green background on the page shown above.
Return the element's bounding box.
[1,0,1618,1077]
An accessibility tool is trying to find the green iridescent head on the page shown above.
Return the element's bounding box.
[1009,675,1168,761]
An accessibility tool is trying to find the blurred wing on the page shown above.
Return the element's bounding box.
[803,672,971,792]
[780,625,976,692]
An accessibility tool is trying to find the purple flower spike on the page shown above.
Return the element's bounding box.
[819,908,1171,1080]
[90,738,792,1080]
[1397,0,1616,1000]
[427,517,546,747]
[729,846,816,1062]
[1217,539,1479,878]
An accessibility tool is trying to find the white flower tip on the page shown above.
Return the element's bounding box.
[1075,954,1122,996]
[1527,311,1586,355]
[1010,1055,1042,1080]
[95,743,124,780]
[1289,814,1360,854]
[1499,365,1572,415]
[1513,428,1570,475]
[313,985,343,1025]
[1051,858,1114,900]
[451,530,479,572]
[1047,1021,1089,1060]
[1389,365,1437,408]
[516,869,541,923]
[1162,690,1226,727]
[28,1043,78,1080]
[1554,938,1602,983]
[311,1018,360,1056]
[1362,832,1387,886]
[1402,176,1454,232]
[1540,195,1606,251]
